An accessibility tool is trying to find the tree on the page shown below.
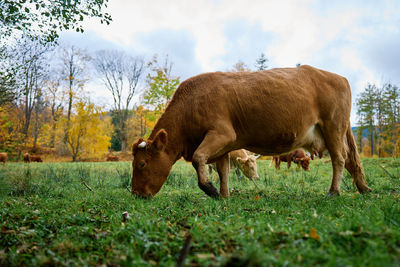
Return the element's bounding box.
[32,87,46,151]
[356,84,377,156]
[0,0,112,44]
[230,60,251,72]
[58,45,90,144]
[44,80,63,148]
[8,37,52,142]
[255,53,268,70]
[356,82,400,157]
[383,83,399,155]
[94,50,145,152]
[0,45,17,106]
[63,100,111,161]
[143,55,180,113]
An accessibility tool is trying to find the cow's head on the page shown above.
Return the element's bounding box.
[299,157,311,171]
[131,129,172,198]
[237,155,259,179]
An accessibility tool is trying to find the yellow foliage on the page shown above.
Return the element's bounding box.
[361,144,371,158]
[62,101,112,161]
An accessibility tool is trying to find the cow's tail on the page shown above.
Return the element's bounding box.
[345,123,371,193]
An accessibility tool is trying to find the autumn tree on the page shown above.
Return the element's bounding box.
[94,50,145,152]
[255,53,268,70]
[230,60,251,72]
[356,82,400,157]
[6,37,53,147]
[58,45,90,144]
[383,83,400,155]
[44,80,63,148]
[63,100,112,161]
[143,55,180,113]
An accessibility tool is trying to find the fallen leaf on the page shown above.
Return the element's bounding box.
[310,227,320,241]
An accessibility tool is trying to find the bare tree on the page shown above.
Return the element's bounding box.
[9,37,52,140]
[58,45,91,144]
[230,60,251,72]
[44,79,64,148]
[93,50,145,152]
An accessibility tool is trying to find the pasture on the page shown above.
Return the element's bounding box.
[0,158,399,266]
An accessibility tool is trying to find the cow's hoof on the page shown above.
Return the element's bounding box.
[199,182,220,198]
[328,190,340,197]
[358,185,372,194]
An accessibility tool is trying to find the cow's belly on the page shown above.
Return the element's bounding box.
[243,124,326,156]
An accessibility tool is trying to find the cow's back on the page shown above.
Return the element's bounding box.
[169,65,351,156]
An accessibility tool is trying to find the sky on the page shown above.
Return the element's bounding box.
[59,0,400,124]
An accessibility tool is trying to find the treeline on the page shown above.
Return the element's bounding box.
[356,83,400,157]
[0,36,180,161]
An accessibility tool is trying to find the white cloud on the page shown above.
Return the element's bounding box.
[61,0,400,124]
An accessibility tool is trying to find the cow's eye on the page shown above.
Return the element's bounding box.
[139,161,146,169]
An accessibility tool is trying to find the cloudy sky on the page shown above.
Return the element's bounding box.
[59,0,400,123]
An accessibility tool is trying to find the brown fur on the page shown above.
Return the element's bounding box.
[0,152,7,164]
[24,153,42,163]
[131,65,371,198]
[106,155,119,161]
[23,153,30,163]
[272,149,310,171]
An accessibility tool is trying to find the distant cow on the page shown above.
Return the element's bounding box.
[0,152,7,164]
[106,155,119,161]
[209,149,259,180]
[23,153,30,163]
[272,150,311,171]
[24,153,42,163]
[131,65,371,198]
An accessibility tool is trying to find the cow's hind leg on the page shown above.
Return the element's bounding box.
[216,153,230,197]
[344,124,371,193]
[192,130,236,198]
[321,124,347,196]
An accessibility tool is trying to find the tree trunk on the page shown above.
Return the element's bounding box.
[64,85,73,144]
[370,125,375,156]
[32,109,39,152]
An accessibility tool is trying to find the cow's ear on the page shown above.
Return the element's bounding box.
[152,129,168,151]
[237,157,245,164]
[132,138,144,155]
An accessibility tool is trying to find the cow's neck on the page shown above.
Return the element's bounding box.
[149,107,184,163]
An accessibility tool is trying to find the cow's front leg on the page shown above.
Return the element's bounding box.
[216,153,230,197]
[192,130,236,198]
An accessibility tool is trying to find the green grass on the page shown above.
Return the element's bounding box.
[0,158,399,266]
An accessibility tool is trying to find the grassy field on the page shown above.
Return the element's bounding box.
[0,158,399,266]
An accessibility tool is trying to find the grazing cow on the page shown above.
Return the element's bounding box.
[24,153,42,163]
[0,152,7,164]
[23,153,30,163]
[106,155,119,161]
[30,155,43,162]
[131,65,371,198]
[272,149,311,171]
[209,149,260,180]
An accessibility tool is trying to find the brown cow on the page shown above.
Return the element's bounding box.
[272,149,311,171]
[106,155,119,161]
[30,155,43,162]
[23,153,30,163]
[209,149,260,180]
[131,65,371,198]
[0,152,7,164]
[24,153,42,163]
